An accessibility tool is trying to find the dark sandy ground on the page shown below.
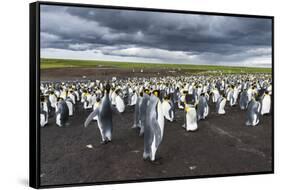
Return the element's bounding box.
[40,100,272,186]
[41,67,203,81]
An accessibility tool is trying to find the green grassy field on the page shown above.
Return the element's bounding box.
[41,58,271,74]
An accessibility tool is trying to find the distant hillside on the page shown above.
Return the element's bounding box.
[41,58,271,74]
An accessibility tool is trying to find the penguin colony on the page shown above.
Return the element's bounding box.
[40,73,272,162]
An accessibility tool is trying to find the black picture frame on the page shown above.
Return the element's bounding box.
[30,1,274,188]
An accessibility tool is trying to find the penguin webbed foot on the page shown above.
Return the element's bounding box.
[100,139,112,145]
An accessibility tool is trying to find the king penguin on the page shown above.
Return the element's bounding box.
[183,104,198,131]
[137,89,150,136]
[161,94,174,122]
[84,84,113,144]
[239,90,249,110]
[65,97,74,116]
[143,90,165,162]
[115,89,125,113]
[245,96,261,126]
[260,91,271,115]
[197,93,209,120]
[49,91,57,108]
[40,96,48,127]
[216,95,226,114]
[55,97,69,127]
[92,97,101,121]
[129,90,138,106]
[132,92,143,129]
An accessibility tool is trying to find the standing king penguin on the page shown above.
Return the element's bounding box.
[162,94,175,122]
[245,96,261,126]
[260,91,271,115]
[197,93,209,120]
[55,97,69,127]
[183,104,198,131]
[216,95,226,114]
[143,90,165,162]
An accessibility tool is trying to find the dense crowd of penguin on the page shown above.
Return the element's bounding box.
[40,73,272,162]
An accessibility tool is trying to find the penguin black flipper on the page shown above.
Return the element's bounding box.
[152,119,162,149]
[84,108,99,127]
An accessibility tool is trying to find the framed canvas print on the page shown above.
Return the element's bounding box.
[29,1,274,188]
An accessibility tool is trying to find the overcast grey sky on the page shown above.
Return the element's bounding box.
[40,5,272,67]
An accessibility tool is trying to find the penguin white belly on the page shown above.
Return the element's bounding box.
[204,105,209,118]
[111,93,117,105]
[130,94,137,106]
[261,96,271,115]
[66,101,73,116]
[40,114,48,127]
[162,101,173,121]
[92,103,99,120]
[49,95,57,108]
[116,96,125,113]
[157,101,165,139]
[213,92,219,102]
[230,95,235,106]
[69,94,75,104]
[233,90,239,101]
[218,99,226,114]
[150,135,157,161]
[75,91,80,101]
[252,114,259,126]
[97,119,105,141]
[56,114,62,127]
[226,91,231,101]
[185,107,197,131]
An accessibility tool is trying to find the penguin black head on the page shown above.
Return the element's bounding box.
[105,83,111,93]
[144,89,150,95]
[96,97,101,102]
[57,97,63,102]
[265,91,269,95]
[152,90,160,97]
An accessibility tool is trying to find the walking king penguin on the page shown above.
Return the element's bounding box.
[143,90,165,162]
[84,84,113,144]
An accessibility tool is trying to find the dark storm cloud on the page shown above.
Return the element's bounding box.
[40,5,272,66]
